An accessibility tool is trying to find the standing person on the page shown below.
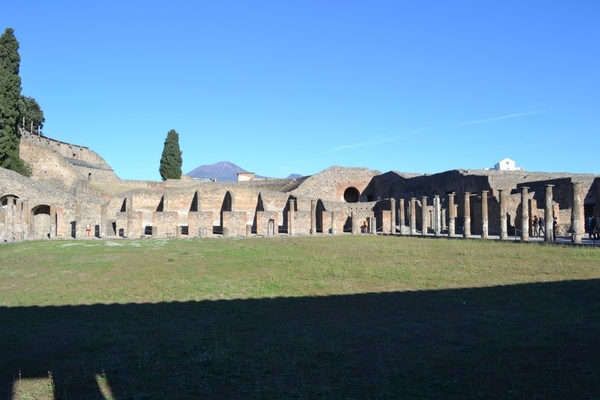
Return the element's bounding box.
[539,216,545,237]
[533,215,539,237]
[586,215,593,237]
[553,216,558,242]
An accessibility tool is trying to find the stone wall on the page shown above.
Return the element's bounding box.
[3,137,600,244]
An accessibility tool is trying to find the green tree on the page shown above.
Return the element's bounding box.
[19,95,45,132]
[159,129,183,180]
[0,27,29,176]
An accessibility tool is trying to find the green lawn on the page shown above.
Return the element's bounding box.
[1,236,599,399]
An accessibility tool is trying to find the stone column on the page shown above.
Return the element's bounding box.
[571,182,583,244]
[331,211,337,235]
[433,195,440,236]
[421,196,428,236]
[545,184,554,243]
[499,189,507,241]
[22,199,29,240]
[399,199,405,235]
[390,198,396,235]
[463,192,471,238]
[288,198,295,236]
[520,187,529,242]
[351,211,360,235]
[310,199,317,235]
[75,201,82,239]
[448,192,456,236]
[481,190,489,239]
[441,208,447,232]
[126,208,133,238]
[101,204,108,238]
[410,198,417,235]
[50,205,57,239]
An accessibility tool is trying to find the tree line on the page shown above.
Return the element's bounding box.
[0,27,45,176]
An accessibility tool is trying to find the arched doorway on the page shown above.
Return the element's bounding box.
[31,204,52,239]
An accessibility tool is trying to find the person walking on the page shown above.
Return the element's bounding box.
[533,215,539,238]
[539,216,545,237]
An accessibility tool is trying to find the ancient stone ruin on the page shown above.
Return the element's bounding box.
[1,127,599,244]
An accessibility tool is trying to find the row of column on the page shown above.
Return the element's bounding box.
[398,183,584,244]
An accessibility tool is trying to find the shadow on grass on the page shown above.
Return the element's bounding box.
[2,279,600,399]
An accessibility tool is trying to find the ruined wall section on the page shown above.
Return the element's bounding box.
[0,167,105,241]
[20,130,118,193]
[291,166,380,202]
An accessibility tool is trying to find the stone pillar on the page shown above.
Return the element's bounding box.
[310,200,317,234]
[75,201,82,239]
[101,204,108,238]
[410,198,417,235]
[463,192,471,238]
[390,198,396,235]
[127,208,133,238]
[441,208,447,232]
[545,185,554,243]
[22,199,29,240]
[331,211,337,235]
[520,187,529,242]
[448,192,456,236]
[434,195,441,236]
[499,189,507,241]
[481,190,489,239]
[49,205,57,239]
[421,196,428,236]
[369,216,375,234]
[288,198,295,236]
[571,182,583,244]
[399,199,405,235]
[351,212,360,235]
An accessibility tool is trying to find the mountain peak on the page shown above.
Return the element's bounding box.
[187,161,247,182]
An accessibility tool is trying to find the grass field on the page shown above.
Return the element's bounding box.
[1,235,599,399]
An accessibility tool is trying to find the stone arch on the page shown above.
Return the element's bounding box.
[1,194,19,206]
[215,191,235,235]
[221,191,234,212]
[30,204,52,239]
[252,193,265,234]
[156,195,165,212]
[343,187,360,203]
[189,191,199,212]
[119,197,127,212]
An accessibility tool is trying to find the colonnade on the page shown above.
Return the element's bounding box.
[393,183,584,244]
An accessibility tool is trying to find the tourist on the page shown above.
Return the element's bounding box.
[539,216,545,237]
[533,215,539,237]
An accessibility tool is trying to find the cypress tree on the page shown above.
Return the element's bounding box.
[159,129,183,180]
[0,28,29,175]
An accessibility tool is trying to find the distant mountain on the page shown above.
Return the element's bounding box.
[187,161,304,182]
[187,161,247,182]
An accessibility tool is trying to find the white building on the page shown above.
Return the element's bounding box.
[489,158,524,171]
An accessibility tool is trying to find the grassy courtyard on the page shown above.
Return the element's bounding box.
[1,236,599,399]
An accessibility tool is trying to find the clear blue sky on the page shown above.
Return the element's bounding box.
[2,1,599,180]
